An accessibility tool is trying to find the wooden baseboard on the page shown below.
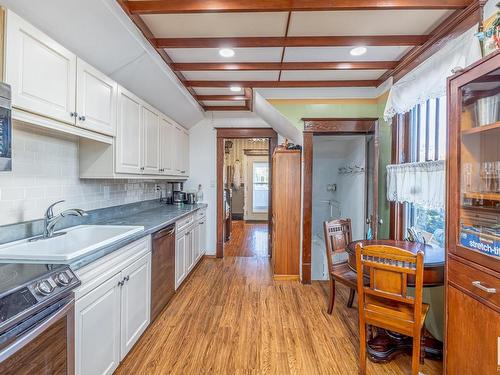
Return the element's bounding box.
[273,275,300,281]
[203,254,218,259]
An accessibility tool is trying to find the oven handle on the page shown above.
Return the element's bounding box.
[0,297,74,362]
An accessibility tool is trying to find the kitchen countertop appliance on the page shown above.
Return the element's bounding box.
[0,262,80,373]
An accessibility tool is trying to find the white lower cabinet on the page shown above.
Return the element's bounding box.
[75,273,121,375]
[75,238,151,375]
[174,210,206,290]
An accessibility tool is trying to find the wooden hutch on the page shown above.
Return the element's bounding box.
[445,50,500,373]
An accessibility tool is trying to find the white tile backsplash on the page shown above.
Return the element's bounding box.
[0,123,161,226]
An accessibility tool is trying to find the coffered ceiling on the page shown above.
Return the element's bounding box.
[117,0,474,111]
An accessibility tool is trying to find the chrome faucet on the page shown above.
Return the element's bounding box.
[42,200,87,239]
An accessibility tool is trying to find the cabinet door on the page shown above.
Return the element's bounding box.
[5,10,77,125]
[120,253,151,360]
[116,87,142,174]
[173,125,183,175]
[76,59,117,136]
[160,117,175,174]
[446,285,500,374]
[142,105,160,174]
[175,233,186,289]
[75,273,122,375]
[181,130,190,177]
[192,223,201,264]
[186,230,195,273]
[199,219,207,259]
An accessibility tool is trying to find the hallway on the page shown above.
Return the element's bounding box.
[224,220,269,257]
[116,223,442,375]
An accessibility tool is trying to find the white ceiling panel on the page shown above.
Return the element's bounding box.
[166,47,283,63]
[143,12,288,37]
[284,46,412,62]
[288,10,454,36]
[183,70,280,81]
[194,88,245,95]
[280,70,386,81]
[203,101,247,107]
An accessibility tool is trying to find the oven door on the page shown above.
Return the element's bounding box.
[0,297,75,375]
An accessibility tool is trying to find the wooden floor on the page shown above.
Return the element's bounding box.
[224,220,269,257]
[116,223,442,375]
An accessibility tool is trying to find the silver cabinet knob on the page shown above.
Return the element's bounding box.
[70,112,77,118]
[140,167,145,171]
[78,115,86,121]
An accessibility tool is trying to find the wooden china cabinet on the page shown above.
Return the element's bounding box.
[445,49,500,374]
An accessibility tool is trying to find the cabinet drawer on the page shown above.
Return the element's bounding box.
[176,214,193,232]
[196,209,206,221]
[448,258,499,309]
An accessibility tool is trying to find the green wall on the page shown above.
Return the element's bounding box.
[270,97,391,239]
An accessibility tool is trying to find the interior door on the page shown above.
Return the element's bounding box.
[365,122,380,239]
[245,155,270,221]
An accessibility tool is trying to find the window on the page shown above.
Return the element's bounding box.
[252,162,269,212]
[404,97,447,247]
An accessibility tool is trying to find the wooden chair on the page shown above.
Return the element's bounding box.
[355,244,429,375]
[323,218,357,314]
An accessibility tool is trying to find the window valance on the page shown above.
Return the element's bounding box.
[386,160,445,209]
[384,25,482,121]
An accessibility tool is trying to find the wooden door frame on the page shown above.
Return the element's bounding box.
[216,128,278,258]
[301,118,379,284]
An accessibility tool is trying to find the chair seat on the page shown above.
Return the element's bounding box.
[330,261,360,288]
[364,295,430,336]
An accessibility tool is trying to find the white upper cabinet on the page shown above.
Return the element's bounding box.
[160,116,175,174]
[181,129,190,177]
[116,86,143,174]
[5,10,77,125]
[142,105,160,175]
[76,59,117,136]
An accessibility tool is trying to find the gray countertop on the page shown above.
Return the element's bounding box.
[69,203,207,270]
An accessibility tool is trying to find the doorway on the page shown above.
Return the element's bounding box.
[302,118,379,284]
[216,128,278,259]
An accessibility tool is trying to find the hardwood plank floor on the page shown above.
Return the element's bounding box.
[116,222,442,374]
[224,220,268,257]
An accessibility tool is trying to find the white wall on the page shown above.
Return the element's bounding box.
[184,112,271,255]
[0,123,160,226]
[311,136,366,280]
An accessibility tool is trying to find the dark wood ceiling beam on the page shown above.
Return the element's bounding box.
[125,0,471,14]
[378,0,485,84]
[186,80,380,88]
[196,95,249,101]
[155,35,428,48]
[174,61,397,71]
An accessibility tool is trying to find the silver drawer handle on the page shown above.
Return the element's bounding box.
[472,281,496,294]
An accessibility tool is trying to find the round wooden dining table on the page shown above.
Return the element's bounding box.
[346,239,445,363]
[346,239,445,286]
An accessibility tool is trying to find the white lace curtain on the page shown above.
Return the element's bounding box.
[386,160,445,209]
[384,25,482,121]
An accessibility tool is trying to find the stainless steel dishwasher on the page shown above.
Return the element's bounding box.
[151,224,176,321]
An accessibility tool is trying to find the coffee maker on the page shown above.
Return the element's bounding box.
[166,182,185,205]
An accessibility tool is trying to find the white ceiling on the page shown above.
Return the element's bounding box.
[142,12,289,37]
[194,87,246,95]
[279,70,387,81]
[2,0,204,128]
[202,100,246,107]
[288,10,454,36]
[166,47,284,63]
[283,46,412,62]
[182,70,280,81]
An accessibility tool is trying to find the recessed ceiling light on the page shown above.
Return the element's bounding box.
[219,48,235,58]
[230,86,242,92]
[350,47,367,56]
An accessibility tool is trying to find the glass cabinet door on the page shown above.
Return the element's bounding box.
[459,68,500,259]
